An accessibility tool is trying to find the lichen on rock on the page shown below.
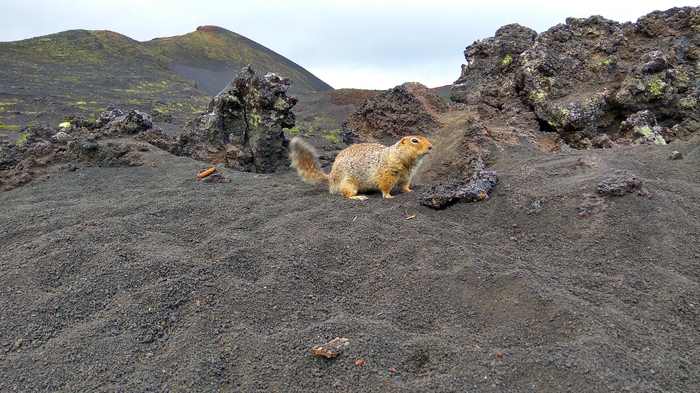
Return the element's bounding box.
[178,65,297,173]
[450,7,700,148]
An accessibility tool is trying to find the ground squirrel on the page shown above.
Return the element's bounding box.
[289,136,433,200]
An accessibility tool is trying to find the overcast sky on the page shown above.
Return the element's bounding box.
[1,1,696,90]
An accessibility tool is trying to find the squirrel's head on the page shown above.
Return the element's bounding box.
[400,136,433,156]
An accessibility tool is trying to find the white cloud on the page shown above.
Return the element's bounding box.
[310,63,461,90]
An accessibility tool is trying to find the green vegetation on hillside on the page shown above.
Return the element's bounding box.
[0,29,211,124]
[0,26,333,130]
[144,26,332,93]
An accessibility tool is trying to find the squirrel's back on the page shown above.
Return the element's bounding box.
[289,136,432,200]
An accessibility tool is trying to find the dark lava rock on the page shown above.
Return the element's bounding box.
[578,172,651,218]
[101,109,156,136]
[451,24,537,109]
[342,82,448,143]
[596,173,651,198]
[617,110,667,145]
[420,168,499,209]
[451,6,700,148]
[178,65,297,173]
[95,104,125,127]
[0,105,173,190]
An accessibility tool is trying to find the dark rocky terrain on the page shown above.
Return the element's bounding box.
[1,6,699,392]
[450,8,700,147]
[0,25,332,144]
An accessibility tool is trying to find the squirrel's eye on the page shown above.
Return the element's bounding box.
[411,138,419,143]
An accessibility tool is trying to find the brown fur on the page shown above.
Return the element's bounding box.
[289,136,433,200]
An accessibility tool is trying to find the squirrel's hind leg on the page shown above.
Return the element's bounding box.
[347,194,369,201]
[341,188,369,200]
[341,187,369,201]
[337,179,369,201]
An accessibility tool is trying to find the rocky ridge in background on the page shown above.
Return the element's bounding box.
[146,25,333,95]
[0,107,171,190]
[0,25,333,141]
[342,82,449,143]
[450,7,700,148]
[1,6,699,194]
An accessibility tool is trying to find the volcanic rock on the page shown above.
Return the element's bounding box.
[451,6,700,148]
[178,65,297,172]
[342,82,448,143]
[97,106,157,136]
[420,167,499,209]
[0,117,157,190]
[617,110,667,145]
[451,23,537,110]
[596,172,651,198]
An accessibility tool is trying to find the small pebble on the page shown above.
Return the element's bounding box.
[13,338,23,350]
[669,151,683,160]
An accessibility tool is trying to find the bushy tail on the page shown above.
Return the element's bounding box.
[289,137,329,183]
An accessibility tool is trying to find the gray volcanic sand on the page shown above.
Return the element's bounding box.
[1,135,699,392]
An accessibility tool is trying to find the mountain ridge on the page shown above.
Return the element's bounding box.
[144,25,333,94]
[0,25,333,132]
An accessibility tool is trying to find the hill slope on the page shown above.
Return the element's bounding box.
[145,25,333,96]
[0,29,208,124]
[0,26,332,133]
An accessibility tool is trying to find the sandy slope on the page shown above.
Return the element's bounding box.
[1,133,699,391]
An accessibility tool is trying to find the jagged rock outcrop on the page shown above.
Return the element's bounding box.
[451,6,700,148]
[87,105,177,152]
[0,106,173,190]
[94,105,154,134]
[451,23,537,110]
[178,65,297,172]
[342,82,448,143]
